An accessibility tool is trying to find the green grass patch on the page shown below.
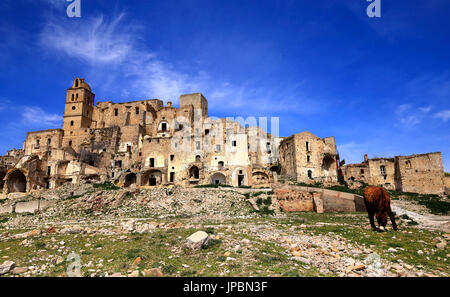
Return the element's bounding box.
[93,182,120,190]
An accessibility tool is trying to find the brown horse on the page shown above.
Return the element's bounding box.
[363,186,398,232]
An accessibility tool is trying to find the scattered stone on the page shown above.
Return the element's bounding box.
[132,257,142,266]
[436,241,447,250]
[352,264,366,271]
[11,267,28,275]
[144,268,164,277]
[46,227,57,234]
[186,231,210,251]
[241,238,250,244]
[290,248,302,257]
[0,261,15,275]
[388,248,397,253]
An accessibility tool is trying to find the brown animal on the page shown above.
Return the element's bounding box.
[363,186,398,232]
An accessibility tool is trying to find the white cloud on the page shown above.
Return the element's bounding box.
[433,110,450,121]
[41,14,136,65]
[39,13,320,116]
[22,107,62,126]
[396,104,432,128]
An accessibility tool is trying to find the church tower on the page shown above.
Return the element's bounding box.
[62,78,95,148]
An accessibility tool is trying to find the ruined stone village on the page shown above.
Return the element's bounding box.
[0,78,449,277]
[0,78,448,197]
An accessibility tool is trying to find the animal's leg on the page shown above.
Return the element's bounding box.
[387,206,398,231]
[368,211,378,231]
[376,210,387,232]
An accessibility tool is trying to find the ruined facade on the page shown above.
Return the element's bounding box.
[1,78,283,194]
[343,153,446,195]
[278,132,339,184]
[0,77,446,197]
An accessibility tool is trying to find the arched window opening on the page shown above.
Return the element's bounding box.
[190,166,200,179]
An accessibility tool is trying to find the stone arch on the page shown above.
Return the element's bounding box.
[210,172,227,185]
[142,169,164,186]
[252,171,270,186]
[232,167,248,187]
[189,166,200,179]
[6,169,27,193]
[123,172,137,187]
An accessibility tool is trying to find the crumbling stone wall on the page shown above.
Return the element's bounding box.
[395,153,445,195]
[367,158,395,190]
[279,131,338,184]
[344,152,446,195]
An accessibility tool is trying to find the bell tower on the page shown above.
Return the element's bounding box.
[62,78,95,148]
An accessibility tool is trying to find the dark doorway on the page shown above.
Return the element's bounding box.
[150,158,155,168]
[190,166,200,179]
[8,170,27,193]
[238,175,245,187]
[170,172,175,183]
[149,177,157,186]
[124,173,137,187]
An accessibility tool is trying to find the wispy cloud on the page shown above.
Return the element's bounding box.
[38,13,321,116]
[41,14,136,65]
[433,110,450,122]
[21,107,61,126]
[396,104,432,128]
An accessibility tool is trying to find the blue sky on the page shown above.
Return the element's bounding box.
[0,0,449,170]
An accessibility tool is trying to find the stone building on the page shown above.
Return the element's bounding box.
[394,153,445,195]
[1,78,282,194]
[278,131,339,184]
[0,77,446,196]
[445,174,450,195]
[343,152,446,195]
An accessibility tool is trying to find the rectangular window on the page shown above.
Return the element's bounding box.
[196,141,201,150]
[306,141,309,151]
[48,138,51,146]
[135,107,139,115]
[307,155,310,163]
[36,139,40,147]
[170,155,175,161]
[170,172,175,183]
[380,165,386,175]
[150,158,155,168]
[47,166,51,175]
[216,144,221,152]
[232,141,237,147]
[114,108,118,116]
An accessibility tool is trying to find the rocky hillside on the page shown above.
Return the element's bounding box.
[0,182,448,277]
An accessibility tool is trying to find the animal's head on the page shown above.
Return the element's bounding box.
[376,212,388,228]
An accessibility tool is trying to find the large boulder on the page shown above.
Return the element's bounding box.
[186,231,210,251]
[0,261,15,275]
